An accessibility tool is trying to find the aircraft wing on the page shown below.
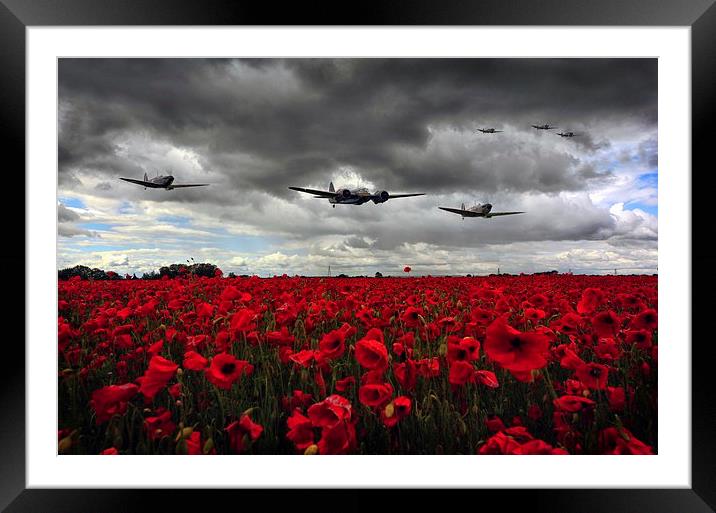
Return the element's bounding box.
[289,186,337,198]
[170,183,210,188]
[438,207,482,217]
[489,211,525,216]
[387,193,426,199]
[120,177,158,187]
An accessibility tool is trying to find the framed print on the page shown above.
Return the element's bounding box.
[4,0,715,511]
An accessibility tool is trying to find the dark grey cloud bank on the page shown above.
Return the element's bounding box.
[59,59,655,192]
[58,58,657,273]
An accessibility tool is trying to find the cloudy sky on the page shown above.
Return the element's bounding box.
[58,58,657,277]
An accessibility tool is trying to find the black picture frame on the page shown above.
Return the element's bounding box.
[3,1,713,511]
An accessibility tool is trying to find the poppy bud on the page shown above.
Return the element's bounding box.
[384,402,395,418]
[203,437,214,454]
[304,444,319,455]
[176,368,184,376]
[175,427,193,442]
[58,435,73,454]
[176,400,182,407]
[438,343,447,356]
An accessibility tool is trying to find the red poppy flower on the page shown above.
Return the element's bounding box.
[478,432,522,454]
[607,386,626,412]
[416,357,440,378]
[335,376,356,392]
[575,362,609,390]
[286,409,315,451]
[475,369,499,388]
[485,414,506,433]
[90,383,139,424]
[625,329,653,350]
[144,409,175,441]
[355,338,389,371]
[307,394,352,428]
[400,306,423,328]
[317,421,356,455]
[318,327,347,360]
[100,447,119,455]
[591,311,621,338]
[288,349,316,368]
[185,431,203,455]
[553,395,596,412]
[183,350,208,371]
[520,439,568,455]
[230,308,257,334]
[449,360,475,386]
[559,347,585,370]
[394,359,417,391]
[577,288,605,314]
[524,308,546,323]
[358,382,394,408]
[225,414,263,453]
[484,317,550,372]
[381,396,412,428]
[137,355,178,400]
[599,427,653,455]
[630,308,658,330]
[205,353,253,390]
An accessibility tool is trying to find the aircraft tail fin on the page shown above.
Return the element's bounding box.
[329,182,335,192]
[144,172,148,182]
[461,203,465,211]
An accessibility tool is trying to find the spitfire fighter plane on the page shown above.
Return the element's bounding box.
[474,127,503,134]
[289,182,425,208]
[438,202,525,219]
[531,123,558,130]
[119,172,210,190]
[556,131,579,138]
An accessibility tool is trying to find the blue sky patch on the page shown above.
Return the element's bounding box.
[59,197,86,209]
[80,222,113,231]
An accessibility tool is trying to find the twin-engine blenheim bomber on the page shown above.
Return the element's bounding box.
[474,127,503,134]
[531,123,558,130]
[289,182,425,208]
[438,202,525,219]
[120,173,210,190]
[556,131,580,138]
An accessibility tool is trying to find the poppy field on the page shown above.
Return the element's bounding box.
[58,273,657,455]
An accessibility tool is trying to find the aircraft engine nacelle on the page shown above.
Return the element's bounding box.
[372,190,390,204]
[340,189,352,198]
[483,203,493,214]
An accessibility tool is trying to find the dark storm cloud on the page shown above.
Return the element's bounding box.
[59,58,656,202]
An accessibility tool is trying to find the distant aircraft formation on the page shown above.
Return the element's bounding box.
[119,121,592,221]
[474,123,585,138]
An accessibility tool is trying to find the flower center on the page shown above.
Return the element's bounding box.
[510,337,522,349]
[221,362,236,375]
